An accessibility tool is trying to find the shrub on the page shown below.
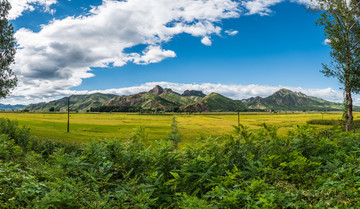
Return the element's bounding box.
[1,119,360,207]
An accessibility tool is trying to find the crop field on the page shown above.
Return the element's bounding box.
[0,112,354,145]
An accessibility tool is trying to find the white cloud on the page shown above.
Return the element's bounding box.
[0,82,350,105]
[323,38,331,45]
[201,36,212,46]
[130,46,176,65]
[242,0,284,16]
[290,0,315,6]
[11,0,241,103]
[7,0,331,105]
[9,0,57,20]
[242,0,317,16]
[225,30,239,36]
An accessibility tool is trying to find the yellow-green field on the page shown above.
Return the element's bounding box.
[0,112,355,145]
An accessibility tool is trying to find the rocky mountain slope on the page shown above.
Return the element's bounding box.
[241,89,344,111]
[106,85,205,111]
[183,92,246,112]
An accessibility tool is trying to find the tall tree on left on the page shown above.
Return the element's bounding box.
[0,0,17,98]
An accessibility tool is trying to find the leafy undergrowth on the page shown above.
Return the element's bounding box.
[1,118,360,208]
[307,119,360,131]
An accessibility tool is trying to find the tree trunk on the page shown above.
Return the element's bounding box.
[345,66,353,131]
[345,90,353,131]
[345,42,353,131]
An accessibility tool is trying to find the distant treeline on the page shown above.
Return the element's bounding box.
[89,105,143,112]
[88,105,269,113]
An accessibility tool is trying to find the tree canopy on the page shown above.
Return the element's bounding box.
[313,0,360,131]
[0,0,17,98]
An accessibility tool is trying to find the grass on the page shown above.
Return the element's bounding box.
[0,112,354,145]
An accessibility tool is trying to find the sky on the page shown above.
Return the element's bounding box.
[3,0,353,105]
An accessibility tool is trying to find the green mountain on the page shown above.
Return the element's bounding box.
[106,85,203,111]
[183,92,247,112]
[107,86,244,112]
[23,87,350,113]
[24,93,118,112]
[182,90,206,97]
[241,88,344,111]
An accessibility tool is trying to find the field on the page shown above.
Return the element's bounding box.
[0,112,354,145]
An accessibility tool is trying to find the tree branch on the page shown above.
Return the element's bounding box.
[333,12,347,31]
[349,18,360,31]
[351,39,360,51]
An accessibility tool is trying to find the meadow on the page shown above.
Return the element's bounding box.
[0,112,353,145]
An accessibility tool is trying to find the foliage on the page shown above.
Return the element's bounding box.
[313,0,360,131]
[168,117,181,147]
[307,119,360,131]
[1,118,360,207]
[0,0,17,98]
[89,105,144,113]
[307,119,340,125]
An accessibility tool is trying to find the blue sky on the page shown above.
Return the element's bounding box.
[5,0,347,105]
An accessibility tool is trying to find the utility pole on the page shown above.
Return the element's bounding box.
[238,111,240,127]
[67,97,70,133]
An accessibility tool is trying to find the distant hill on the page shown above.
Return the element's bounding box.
[183,92,247,112]
[241,88,344,111]
[106,85,204,111]
[0,104,26,111]
[24,93,118,112]
[182,90,206,97]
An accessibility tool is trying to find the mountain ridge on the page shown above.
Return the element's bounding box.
[23,86,350,112]
[241,88,345,111]
[0,103,26,111]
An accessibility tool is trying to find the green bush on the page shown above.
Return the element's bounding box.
[306,119,339,125]
[1,119,360,208]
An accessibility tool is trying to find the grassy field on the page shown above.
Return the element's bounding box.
[0,112,354,145]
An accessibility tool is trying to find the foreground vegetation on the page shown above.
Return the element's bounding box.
[0,112,355,145]
[1,118,360,208]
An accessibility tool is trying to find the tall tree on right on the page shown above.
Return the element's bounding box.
[313,0,360,131]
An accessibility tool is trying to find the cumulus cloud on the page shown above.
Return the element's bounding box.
[130,46,176,65]
[242,0,316,16]
[225,30,239,36]
[9,0,57,20]
[1,82,350,105]
[201,36,212,46]
[11,0,241,103]
[242,0,284,16]
[7,0,329,105]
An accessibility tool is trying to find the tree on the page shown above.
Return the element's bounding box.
[0,0,17,98]
[313,0,360,131]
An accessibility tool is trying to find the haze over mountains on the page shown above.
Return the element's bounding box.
[0,104,26,111]
[21,86,349,112]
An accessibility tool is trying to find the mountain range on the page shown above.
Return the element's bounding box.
[241,88,346,111]
[22,86,349,112]
[0,104,26,111]
[24,93,117,112]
